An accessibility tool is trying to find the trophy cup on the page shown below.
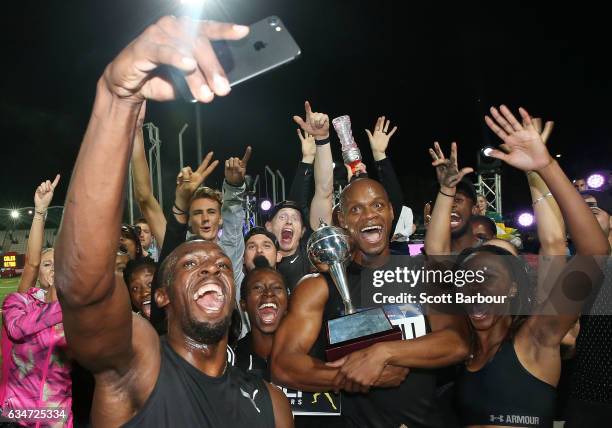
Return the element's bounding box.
[332,115,364,175]
[307,220,402,361]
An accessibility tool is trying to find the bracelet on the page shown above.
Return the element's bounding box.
[173,203,186,215]
[532,192,553,206]
[439,189,456,198]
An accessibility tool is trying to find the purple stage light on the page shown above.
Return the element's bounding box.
[587,173,605,189]
[260,199,272,211]
[517,212,534,228]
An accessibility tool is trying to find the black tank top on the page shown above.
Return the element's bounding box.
[456,340,556,427]
[312,260,447,428]
[123,337,275,428]
[277,230,313,292]
[234,332,270,381]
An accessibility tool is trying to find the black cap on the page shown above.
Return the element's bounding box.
[268,200,306,224]
[244,227,280,249]
[581,190,612,215]
[456,178,477,204]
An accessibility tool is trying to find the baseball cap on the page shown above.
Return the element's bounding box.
[267,200,306,224]
[244,227,280,249]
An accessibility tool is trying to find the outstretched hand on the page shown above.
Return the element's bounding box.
[225,146,252,186]
[293,101,329,140]
[428,142,473,189]
[366,116,398,161]
[34,175,60,211]
[297,128,316,162]
[103,16,249,103]
[484,106,553,172]
[175,152,219,210]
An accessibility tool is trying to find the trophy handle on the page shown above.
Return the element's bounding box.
[329,261,356,315]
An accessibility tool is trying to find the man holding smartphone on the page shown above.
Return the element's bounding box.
[54,16,293,427]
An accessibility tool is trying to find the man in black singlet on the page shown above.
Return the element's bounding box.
[271,177,470,427]
[54,16,293,428]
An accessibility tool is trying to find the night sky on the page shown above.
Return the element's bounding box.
[2,0,610,229]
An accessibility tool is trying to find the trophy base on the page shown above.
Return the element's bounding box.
[325,307,403,361]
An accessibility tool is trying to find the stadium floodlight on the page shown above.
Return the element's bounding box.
[10,210,19,219]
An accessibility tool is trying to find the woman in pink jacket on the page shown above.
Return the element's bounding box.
[0,176,71,427]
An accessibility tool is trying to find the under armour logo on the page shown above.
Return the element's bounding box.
[490,414,504,423]
[240,388,261,413]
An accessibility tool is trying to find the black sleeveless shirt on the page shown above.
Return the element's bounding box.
[123,337,275,427]
[456,340,556,427]
[311,260,447,428]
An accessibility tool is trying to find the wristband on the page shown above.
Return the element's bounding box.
[315,137,330,146]
[438,189,455,198]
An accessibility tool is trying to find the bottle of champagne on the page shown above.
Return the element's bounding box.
[332,115,363,174]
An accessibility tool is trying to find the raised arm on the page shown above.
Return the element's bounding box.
[424,142,473,255]
[288,128,316,216]
[131,101,167,247]
[485,105,609,346]
[54,16,248,375]
[520,117,566,255]
[221,146,250,289]
[367,116,403,229]
[17,175,60,293]
[521,118,567,303]
[293,101,333,230]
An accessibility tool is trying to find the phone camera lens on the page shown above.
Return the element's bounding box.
[268,17,279,27]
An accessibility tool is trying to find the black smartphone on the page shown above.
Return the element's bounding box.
[169,16,301,102]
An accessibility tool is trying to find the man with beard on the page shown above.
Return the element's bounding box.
[55,16,292,427]
[123,257,156,320]
[244,227,283,272]
[270,177,470,427]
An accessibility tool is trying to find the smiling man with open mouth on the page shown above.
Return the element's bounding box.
[235,256,289,380]
[123,257,157,320]
[265,200,312,292]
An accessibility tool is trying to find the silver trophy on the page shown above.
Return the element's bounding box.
[332,115,362,168]
[307,220,403,361]
[307,220,355,314]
